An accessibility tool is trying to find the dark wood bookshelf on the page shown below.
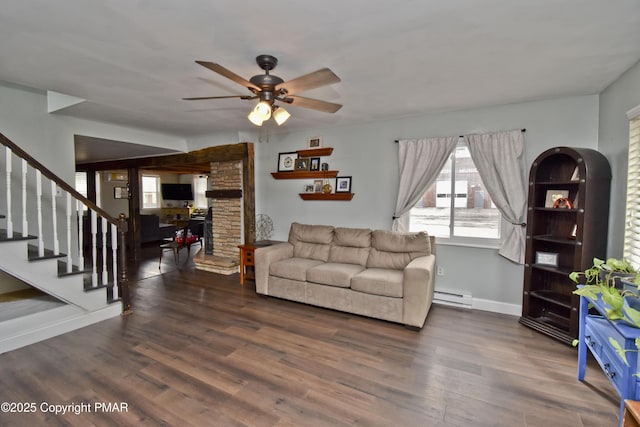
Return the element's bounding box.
[519,147,611,344]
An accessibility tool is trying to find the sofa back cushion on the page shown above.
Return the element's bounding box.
[328,227,371,266]
[288,222,334,261]
[366,230,431,270]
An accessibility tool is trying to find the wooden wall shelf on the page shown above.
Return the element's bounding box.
[271,171,338,180]
[299,193,354,201]
[296,147,333,157]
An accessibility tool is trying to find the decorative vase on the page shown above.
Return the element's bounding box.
[600,270,636,289]
[322,183,332,194]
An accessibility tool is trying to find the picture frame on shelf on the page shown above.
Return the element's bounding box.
[278,152,298,172]
[303,184,315,193]
[535,251,559,267]
[335,176,352,193]
[308,136,322,149]
[294,158,310,171]
[309,157,321,171]
[114,187,128,199]
[544,190,569,208]
[313,179,323,193]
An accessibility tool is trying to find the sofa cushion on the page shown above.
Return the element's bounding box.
[327,227,371,266]
[366,230,431,270]
[333,227,371,248]
[307,263,366,288]
[270,257,323,281]
[288,222,334,261]
[351,268,404,298]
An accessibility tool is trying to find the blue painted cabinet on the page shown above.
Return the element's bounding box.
[578,295,640,425]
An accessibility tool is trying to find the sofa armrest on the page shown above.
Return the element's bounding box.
[254,242,293,295]
[402,254,436,328]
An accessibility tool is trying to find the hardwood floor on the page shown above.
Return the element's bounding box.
[0,252,620,426]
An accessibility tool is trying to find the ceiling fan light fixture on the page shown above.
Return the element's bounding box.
[254,101,272,120]
[247,110,264,126]
[273,106,291,125]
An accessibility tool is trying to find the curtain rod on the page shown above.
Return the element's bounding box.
[394,128,526,143]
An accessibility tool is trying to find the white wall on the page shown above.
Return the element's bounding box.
[254,95,600,311]
[0,82,186,254]
[598,60,640,258]
[0,80,604,313]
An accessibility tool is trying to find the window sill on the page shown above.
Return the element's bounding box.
[434,237,502,250]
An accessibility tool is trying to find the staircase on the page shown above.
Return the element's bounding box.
[0,133,130,354]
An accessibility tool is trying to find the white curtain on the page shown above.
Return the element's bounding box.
[392,136,458,231]
[464,130,527,264]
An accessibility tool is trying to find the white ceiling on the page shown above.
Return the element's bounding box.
[1,0,639,139]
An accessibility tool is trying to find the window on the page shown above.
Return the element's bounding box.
[75,172,88,198]
[624,114,640,266]
[193,176,209,208]
[409,141,501,244]
[142,175,160,209]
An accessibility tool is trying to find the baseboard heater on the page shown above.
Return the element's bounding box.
[433,288,473,308]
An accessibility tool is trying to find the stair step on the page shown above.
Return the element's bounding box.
[56,260,90,277]
[27,244,66,262]
[0,229,36,242]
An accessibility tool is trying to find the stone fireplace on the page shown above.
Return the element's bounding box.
[193,159,243,275]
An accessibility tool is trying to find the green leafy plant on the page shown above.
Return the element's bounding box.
[610,337,640,376]
[571,257,640,326]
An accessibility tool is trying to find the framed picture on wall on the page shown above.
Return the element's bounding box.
[335,176,352,193]
[295,158,310,171]
[278,152,298,172]
[307,136,322,149]
[114,187,128,199]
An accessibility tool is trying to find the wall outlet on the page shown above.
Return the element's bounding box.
[437,266,444,276]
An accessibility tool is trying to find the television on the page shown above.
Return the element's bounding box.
[161,183,194,201]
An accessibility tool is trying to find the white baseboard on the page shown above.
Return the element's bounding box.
[434,297,521,316]
[471,298,521,316]
[0,304,122,354]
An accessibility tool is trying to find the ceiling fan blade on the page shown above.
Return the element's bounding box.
[278,68,340,95]
[182,95,255,101]
[287,95,342,113]
[195,60,261,91]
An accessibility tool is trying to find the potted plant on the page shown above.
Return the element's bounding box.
[571,257,640,326]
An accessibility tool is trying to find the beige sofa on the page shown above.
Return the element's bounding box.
[254,222,436,329]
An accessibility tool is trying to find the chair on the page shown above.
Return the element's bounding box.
[159,219,204,269]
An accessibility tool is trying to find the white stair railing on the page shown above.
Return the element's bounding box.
[21,159,28,238]
[1,131,130,313]
[5,147,13,236]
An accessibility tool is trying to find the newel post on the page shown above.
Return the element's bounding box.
[118,213,132,315]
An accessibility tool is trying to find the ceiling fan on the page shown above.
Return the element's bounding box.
[183,54,342,126]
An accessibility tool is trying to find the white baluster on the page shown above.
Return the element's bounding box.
[66,193,72,273]
[91,209,98,287]
[51,181,59,255]
[36,170,44,257]
[76,200,84,270]
[111,223,119,299]
[5,147,13,237]
[21,159,27,237]
[101,217,108,285]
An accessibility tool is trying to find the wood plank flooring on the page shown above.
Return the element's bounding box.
[0,254,620,426]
